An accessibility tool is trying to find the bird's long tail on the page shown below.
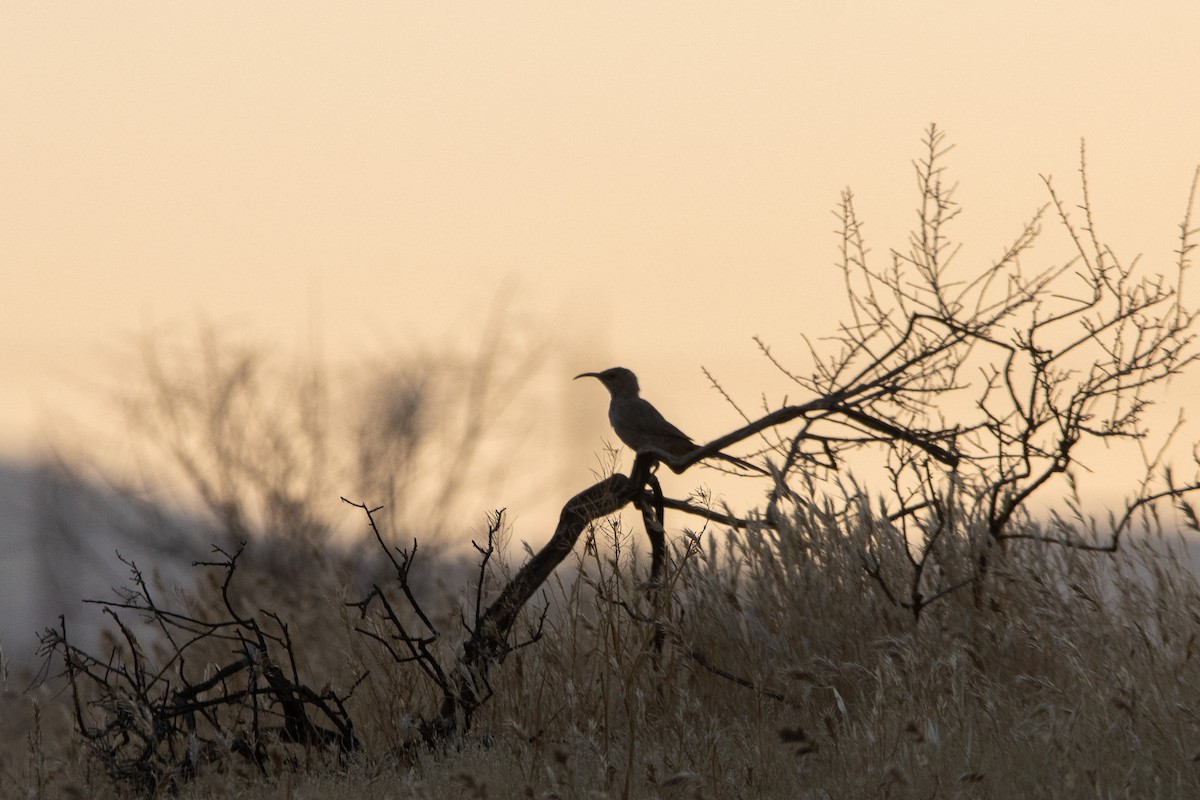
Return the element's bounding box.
[711,451,768,475]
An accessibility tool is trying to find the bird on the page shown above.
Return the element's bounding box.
[575,367,760,473]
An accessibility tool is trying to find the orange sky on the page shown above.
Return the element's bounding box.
[3,3,1199,526]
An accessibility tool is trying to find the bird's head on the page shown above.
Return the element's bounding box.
[574,366,640,398]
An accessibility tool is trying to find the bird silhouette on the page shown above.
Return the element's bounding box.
[575,367,759,473]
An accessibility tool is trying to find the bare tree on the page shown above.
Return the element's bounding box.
[403,126,1200,733]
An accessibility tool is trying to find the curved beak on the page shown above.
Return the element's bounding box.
[574,372,601,381]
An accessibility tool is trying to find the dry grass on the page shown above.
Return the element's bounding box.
[11,494,1200,800]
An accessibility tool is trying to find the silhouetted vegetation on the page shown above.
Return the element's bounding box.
[20,129,1200,798]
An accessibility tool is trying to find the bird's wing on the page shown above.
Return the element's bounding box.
[611,398,763,472]
[613,397,696,456]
